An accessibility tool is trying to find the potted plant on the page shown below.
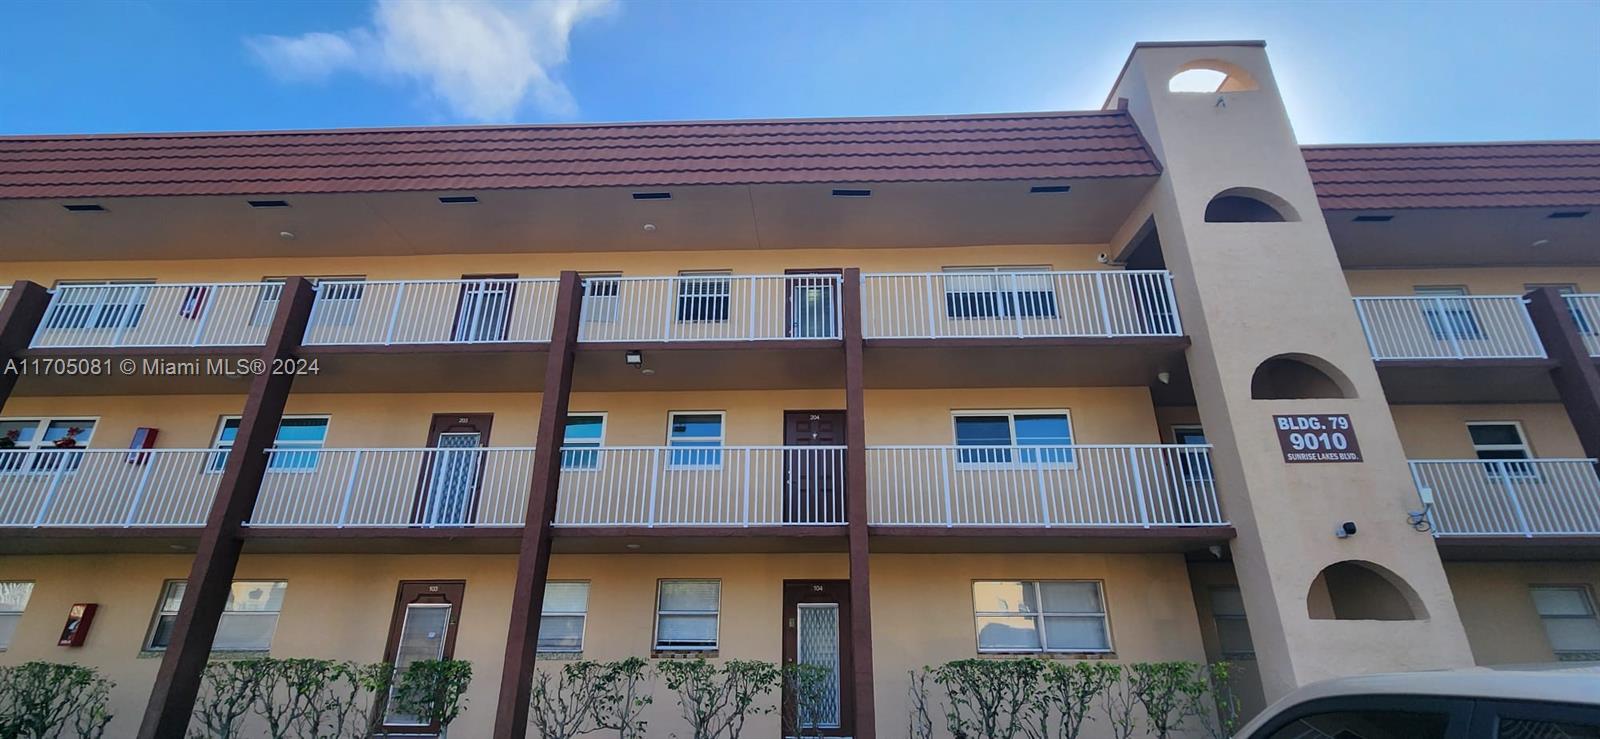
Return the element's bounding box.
[52,427,83,449]
[0,429,18,449]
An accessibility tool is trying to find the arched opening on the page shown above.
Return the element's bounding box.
[1251,353,1355,400]
[1169,59,1260,93]
[1205,187,1300,223]
[1307,561,1427,621]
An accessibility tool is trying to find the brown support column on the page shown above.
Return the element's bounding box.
[138,277,315,739]
[493,270,583,739]
[1525,287,1600,461]
[0,281,50,411]
[840,267,878,739]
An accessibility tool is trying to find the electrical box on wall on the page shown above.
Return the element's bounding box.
[57,603,97,647]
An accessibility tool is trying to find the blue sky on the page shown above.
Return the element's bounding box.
[2,0,1596,144]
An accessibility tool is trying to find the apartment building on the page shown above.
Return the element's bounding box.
[0,40,1596,738]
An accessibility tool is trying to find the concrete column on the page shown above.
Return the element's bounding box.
[138,277,316,738]
[840,267,878,739]
[0,280,50,411]
[1524,287,1600,461]
[492,270,583,739]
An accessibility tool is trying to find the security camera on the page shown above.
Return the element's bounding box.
[1096,253,1111,264]
[1335,521,1358,539]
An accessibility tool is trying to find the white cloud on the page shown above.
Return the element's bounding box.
[246,0,616,121]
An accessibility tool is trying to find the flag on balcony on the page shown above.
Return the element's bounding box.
[180,285,208,319]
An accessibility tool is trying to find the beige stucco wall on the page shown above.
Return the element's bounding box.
[0,550,1210,739]
[1344,268,1600,297]
[1444,561,1600,666]
[1389,404,1585,460]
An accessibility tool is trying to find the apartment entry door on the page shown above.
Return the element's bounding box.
[783,411,846,523]
[412,414,493,525]
[452,273,517,342]
[786,268,840,339]
[382,581,465,735]
[783,580,854,737]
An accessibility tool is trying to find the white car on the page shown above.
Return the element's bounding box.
[1234,666,1600,738]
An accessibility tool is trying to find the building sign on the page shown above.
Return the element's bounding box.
[1274,414,1362,463]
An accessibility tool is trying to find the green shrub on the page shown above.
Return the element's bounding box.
[0,662,114,739]
[658,658,780,739]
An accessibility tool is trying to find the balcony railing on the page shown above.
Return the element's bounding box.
[31,282,277,349]
[247,448,537,527]
[0,449,217,528]
[302,278,560,346]
[1352,295,1546,360]
[860,270,1181,339]
[576,274,842,342]
[1567,294,1600,357]
[0,286,11,309]
[1411,459,1600,537]
[555,446,847,526]
[866,444,1222,527]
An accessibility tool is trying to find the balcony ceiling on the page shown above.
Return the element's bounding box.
[1327,206,1599,268]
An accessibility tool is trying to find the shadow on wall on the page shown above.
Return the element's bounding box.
[1251,353,1357,400]
[1308,560,1428,621]
[1205,187,1301,223]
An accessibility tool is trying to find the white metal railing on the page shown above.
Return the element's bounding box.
[576,274,842,342]
[302,278,560,345]
[247,448,537,527]
[1353,296,1546,360]
[0,449,217,527]
[1411,459,1600,537]
[555,446,847,526]
[1567,294,1600,357]
[860,270,1181,339]
[31,282,277,348]
[0,286,11,309]
[867,444,1222,527]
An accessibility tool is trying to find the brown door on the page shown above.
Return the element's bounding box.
[452,273,518,342]
[411,414,494,525]
[783,411,846,523]
[785,268,841,339]
[783,580,853,737]
[381,580,466,735]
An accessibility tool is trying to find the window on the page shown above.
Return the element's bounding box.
[676,271,732,323]
[1414,286,1483,341]
[953,411,1073,465]
[1467,422,1534,478]
[942,267,1057,319]
[655,580,719,652]
[255,277,366,327]
[561,414,605,470]
[146,580,286,652]
[208,416,330,472]
[1532,586,1600,660]
[45,279,153,330]
[668,412,724,468]
[1210,586,1254,659]
[580,273,621,323]
[539,581,590,653]
[1173,425,1213,482]
[0,582,34,650]
[1528,283,1596,335]
[0,418,97,472]
[972,580,1110,653]
[1263,708,1452,739]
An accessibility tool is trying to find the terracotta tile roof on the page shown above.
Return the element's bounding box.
[0,111,1160,199]
[1302,141,1600,210]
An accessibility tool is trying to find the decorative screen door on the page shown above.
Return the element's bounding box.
[783,580,853,737]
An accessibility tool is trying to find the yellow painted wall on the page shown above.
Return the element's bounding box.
[1444,561,1600,666]
[1185,560,1269,720]
[1344,268,1600,297]
[1389,404,1584,459]
[0,550,1210,739]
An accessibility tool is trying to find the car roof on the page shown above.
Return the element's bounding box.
[1235,666,1600,736]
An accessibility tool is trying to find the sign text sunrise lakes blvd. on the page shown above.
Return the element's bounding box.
[1274,414,1363,463]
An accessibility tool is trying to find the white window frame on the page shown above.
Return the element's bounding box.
[579,273,622,324]
[972,579,1111,655]
[951,410,1075,469]
[941,266,1056,320]
[1530,585,1600,661]
[653,579,721,653]
[1466,421,1535,479]
[207,414,331,473]
[1209,586,1254,659]
[144,579,286,652]
[560,413,607,471]
[45,279,155,331]
[0,581,35,651]
[0,417,99,475]
[537,581,590,654]
[667,411,725,470]
[675,270,733,324]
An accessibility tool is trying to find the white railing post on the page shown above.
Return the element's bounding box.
[32,456,73,528]
[1094,272,1114,336]
[646,448,661,528]
[336,449,365,528]
[189,287,218,346]
[924,275,940,338]
[747,277,759,341]
[741,451,753,527]
[1033,452,1051,528]
[1128,447,1150,528]
[1009,273,1025,338]
[1496,461,1534,538]
[939,448,955,527]
[108,284,146,346]
[1354,300,1380,359]
[383,282,407,345]
[1517,296,1548,358]
[1162,272,1183,335]
[122,455,159,527]
[1434,297,1465,358]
